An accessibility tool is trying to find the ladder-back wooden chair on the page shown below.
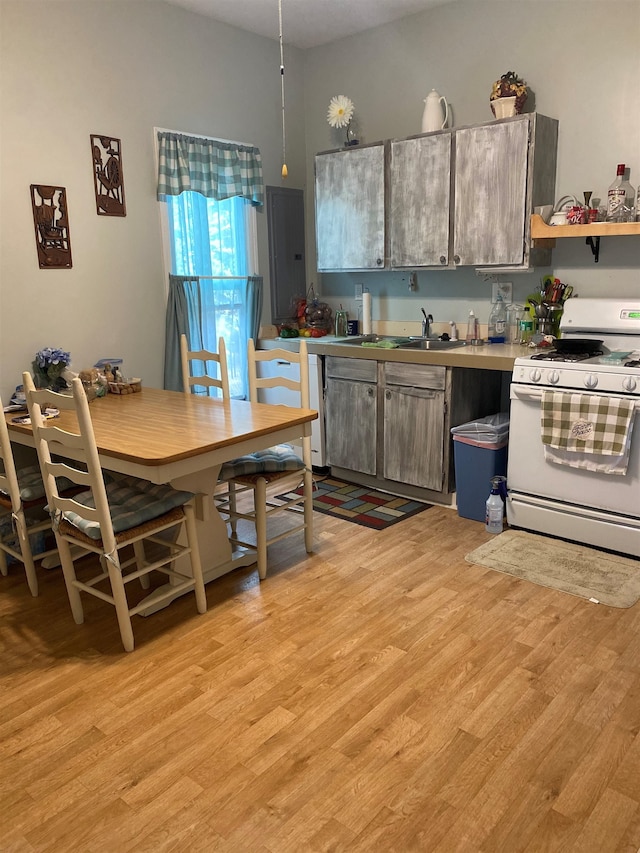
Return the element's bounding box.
[180,333,232,516]
[218,338,314,580]
[1,394,61,596]
[23,373,207,652]
[180,334,229,399]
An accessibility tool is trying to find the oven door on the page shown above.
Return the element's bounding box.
[507,383,640,515]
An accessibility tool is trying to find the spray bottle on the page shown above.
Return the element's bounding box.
[485,476,504,534]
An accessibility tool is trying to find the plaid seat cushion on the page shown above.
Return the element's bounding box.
[0,460,92,503]
[7,464,47,501]
[219,444,304,480]
[61,478,194,540]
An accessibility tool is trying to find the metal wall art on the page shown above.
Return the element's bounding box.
[30,184,73,269]
[90,134,126,216]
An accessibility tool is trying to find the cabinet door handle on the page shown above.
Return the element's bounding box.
[440,255,447,264]
[376,258,383,266]
[453,254,461,264]
[368,387,375,397]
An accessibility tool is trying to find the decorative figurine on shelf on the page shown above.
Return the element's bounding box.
[490,71,528,118]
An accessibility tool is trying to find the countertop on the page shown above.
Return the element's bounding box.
[258,336,524,372]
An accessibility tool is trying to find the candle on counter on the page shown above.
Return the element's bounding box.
[362,291,372,334]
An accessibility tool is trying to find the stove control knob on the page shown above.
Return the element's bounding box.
[584,373,598,389]
[622,376,637,392]
[529,368,542,383]
[549,370,560,385]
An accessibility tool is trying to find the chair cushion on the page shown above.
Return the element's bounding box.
[0,461,91,503]
[61,477,194,540]
[11,464,48,501]
[219,445,304,481]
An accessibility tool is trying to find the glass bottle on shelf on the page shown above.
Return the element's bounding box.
[606,163,635,222]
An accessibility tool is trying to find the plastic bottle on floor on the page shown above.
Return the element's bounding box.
[485,477,504,534]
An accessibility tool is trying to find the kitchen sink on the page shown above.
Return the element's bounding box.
[399,339,468,350]
[337,334,413,346]
[333,334,467,350]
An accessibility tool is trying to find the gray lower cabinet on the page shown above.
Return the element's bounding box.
[383,363,446,491]
[325,356,504,500]
[325,357,377,475]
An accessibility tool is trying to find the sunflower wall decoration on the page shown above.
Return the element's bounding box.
[327,95,358,146]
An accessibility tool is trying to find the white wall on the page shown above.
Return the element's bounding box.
[0,0,306,399]
[2,0,639,402]
[303,0,640,328]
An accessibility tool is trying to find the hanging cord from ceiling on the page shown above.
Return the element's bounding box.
[278,0,288,178]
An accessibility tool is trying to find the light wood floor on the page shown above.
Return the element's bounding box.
[2,503,640,852]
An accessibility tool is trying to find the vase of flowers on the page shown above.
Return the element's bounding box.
[327,94,359,146]
[32,347,71,391]
[490,71,528,117]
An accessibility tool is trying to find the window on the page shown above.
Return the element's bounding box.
[157,130,264,398]
[167,193,258,398]
[167,192,256,279]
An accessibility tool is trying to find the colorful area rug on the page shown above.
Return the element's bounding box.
[276,477,432,530]
[466,529,640,608]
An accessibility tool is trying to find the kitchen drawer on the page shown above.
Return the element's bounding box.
[326,356,377,382]
[384,362,446,390]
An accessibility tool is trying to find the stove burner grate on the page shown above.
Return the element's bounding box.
[624,359,640,368]
[530,349,603,363]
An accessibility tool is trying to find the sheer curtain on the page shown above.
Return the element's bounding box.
[157,131,264,398]
[164,274,263,398]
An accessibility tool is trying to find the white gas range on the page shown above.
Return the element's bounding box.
[507,298,640,558]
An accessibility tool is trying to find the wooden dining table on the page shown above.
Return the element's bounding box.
[6,387,317,613]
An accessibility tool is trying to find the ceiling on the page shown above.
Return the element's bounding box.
[162,0,455,49]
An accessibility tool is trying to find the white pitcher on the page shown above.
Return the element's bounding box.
[421,89,450,133]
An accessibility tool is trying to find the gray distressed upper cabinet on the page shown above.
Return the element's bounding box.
[389,132,452,268]
[316,114,558,272]
[391,114,558,270]
[453,114,557,269]
[315,144,386,272]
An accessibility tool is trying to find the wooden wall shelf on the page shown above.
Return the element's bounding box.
[530,214,640,262]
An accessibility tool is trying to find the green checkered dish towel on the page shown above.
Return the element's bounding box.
[541,391,635,475]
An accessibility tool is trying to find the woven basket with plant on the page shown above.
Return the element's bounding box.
[490,71,528,115]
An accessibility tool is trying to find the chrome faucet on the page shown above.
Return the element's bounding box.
[421,308,433,338]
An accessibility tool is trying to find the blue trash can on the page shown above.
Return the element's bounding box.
[451,413,509,522]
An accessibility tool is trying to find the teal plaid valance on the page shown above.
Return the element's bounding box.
[157,132,264,207]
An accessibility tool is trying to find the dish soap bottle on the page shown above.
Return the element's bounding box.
[466,310,479,342]
[485,476,504,534]
[487,294,507,343]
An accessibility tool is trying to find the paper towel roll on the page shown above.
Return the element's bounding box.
[362,292,372,334]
